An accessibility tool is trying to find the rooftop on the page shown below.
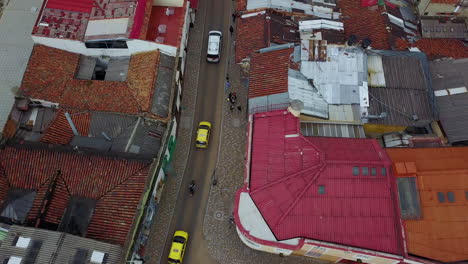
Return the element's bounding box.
[0,225,122,263]
[32,0,187,47]
[367,52,436,127]
[236,11,300,62]
[0,144,151,246]
[395,38,468,60]
[145,2,187,47]
[239,110,404,255]
[248,48,293,98]
[430,58,468,144]
[33,0,145,41]
[20,45,171,118]
[0,0,42,135]
[387,147,468,262]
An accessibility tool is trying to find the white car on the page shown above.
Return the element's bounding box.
[206,30,222,63]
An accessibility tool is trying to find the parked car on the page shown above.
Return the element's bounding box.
[206,30,222,63]
[168,230,189,264]
[196,121,212,148]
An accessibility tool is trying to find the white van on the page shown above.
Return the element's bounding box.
[206,30,222,63]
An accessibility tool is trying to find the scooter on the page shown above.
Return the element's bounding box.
[189,180,195,196]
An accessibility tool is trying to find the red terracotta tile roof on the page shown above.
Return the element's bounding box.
[236,12,267,62]
[21,45,160,116]
[246,110,404,254]
[41,109,91,145]
[0,144,151,245]
[339,0,391,50]
[248,48,292,98]
[395,38,468,59]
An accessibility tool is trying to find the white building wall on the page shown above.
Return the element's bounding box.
[31,36,178,56]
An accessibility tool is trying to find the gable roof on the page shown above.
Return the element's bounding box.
[247,110,404,255]
[248,48,293,98]
[0,144,151,245]
[20,45,163,117]
[430,59,468,144]
[386,147,468,262]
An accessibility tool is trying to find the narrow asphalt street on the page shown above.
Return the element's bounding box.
[144,0,328,263]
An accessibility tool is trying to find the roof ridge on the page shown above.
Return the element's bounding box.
[95,163,150,201]
[273,163,326,230]
[250,163,322,195]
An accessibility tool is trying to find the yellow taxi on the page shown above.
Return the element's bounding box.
[168,230,189,264]
[195,121,212,148]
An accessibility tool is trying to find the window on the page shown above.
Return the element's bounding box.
[397,177,422,219]
[85,40,128,49]
[352,167,359,176]
[447,192,455,203]
[362,167,369,176]
[381,168,387,176]
[371,168,377,176]
[318,185,326,194]
[466,191,468,201]
[437,192,445,203]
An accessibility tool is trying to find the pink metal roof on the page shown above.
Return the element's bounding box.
[46,0,93,13]
[33,0,147,41]
[249,110,404,255]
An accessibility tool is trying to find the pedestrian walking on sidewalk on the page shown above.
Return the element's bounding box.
[229,25,234,35]
[237,105,242,112]
[230,104,235,111]
[232,13,236,22]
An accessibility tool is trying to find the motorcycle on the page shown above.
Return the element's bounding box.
[189,180,195,196]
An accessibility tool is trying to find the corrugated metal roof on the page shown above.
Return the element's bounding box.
[367,55,386,87]
[288,69,328,118]
[151,54,175,118]
[430,58,468,144]
[421,19,468,39]
[300,45,367,105]
[300,121,365,138]
[367,54,436,127]
[387,147,468,262]
[0,0,42,136]
[248,110,404,255]
[247,0,339,17]
[0,225,122,263]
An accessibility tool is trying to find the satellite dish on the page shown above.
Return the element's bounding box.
[290,99,304,112]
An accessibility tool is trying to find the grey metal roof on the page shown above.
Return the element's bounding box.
[288,69,328,118]
[0,225,122,264]
[0,0,43,135]
[246,0,339,18]
[300,121,365,138]
[367,53,436,127]
[248,92,290,114]
[421,19,468,39]
[430,59,468,144]
[151,53,175,118]
[300,46,367,105]
[0,189,36,224]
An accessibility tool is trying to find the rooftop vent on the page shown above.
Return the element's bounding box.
[7,257,22,264]
[15,236,31,248]
[91,250,108,264]
[347,34,357,46]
